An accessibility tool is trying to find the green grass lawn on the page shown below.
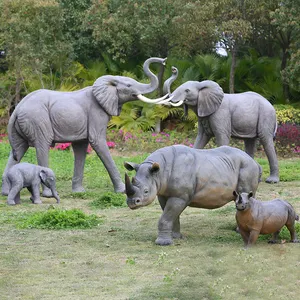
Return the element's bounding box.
[0,142,300,300]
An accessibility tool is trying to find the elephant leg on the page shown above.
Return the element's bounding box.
[215,134,230,146]
[71,141,88,192]
[31,184,42,204]
[244,138,257,158]
[260,137,279,183]
[7,184,22,205]
[193,125,211,149]
[2,142,29,195]
[35,143,52,197]
[91,139,125,193]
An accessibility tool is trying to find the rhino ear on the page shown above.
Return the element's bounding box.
[197,81,224,117]
[124,161,140,171]
[92,77,119,116]
[149,162,160,173]
[248,191,253,198]
[233,190,238,200]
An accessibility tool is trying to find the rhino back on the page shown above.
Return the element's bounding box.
[147,145,248,208]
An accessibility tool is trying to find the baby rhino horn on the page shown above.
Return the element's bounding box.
[125,173,135,197]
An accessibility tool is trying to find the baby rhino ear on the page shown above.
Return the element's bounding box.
[149,162,160,173]
[248,191,253,198]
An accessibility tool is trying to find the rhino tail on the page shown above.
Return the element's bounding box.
[295,214,299,221]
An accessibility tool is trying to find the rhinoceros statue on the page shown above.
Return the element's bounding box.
[124,145,262,246]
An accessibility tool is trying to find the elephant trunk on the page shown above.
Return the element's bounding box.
[163,66,178,95]
[138,57,166,95]
[51,188,60,204]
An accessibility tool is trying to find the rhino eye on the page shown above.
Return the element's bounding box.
[144,189,149,195]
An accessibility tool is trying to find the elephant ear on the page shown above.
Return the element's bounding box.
[39,170,47,183]
[92,77,119,116]
[197,81,224,117]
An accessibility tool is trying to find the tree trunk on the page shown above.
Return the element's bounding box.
[229,46,237,94]
[281,49,290,103]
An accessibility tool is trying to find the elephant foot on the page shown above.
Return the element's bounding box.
[155,236,173,246]
[2,180,9,196]
[290,239,300,243]
[32,199,42,204]
[265,175,279,184]
[172,232,183,239]
[7,200,16,205]
[72,186,86,193]
[114,183,125,194]
[2,190,9,196]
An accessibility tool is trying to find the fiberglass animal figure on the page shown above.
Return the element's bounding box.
[6,162,60,205]
[234,191,299,248]
[164,79,279,184]
[124,145,262,246]
[2,57,170,197]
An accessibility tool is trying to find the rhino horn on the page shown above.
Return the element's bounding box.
[125,173,135,197]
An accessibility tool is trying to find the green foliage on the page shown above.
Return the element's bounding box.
[18,208,102,229]
[89,192,126,209]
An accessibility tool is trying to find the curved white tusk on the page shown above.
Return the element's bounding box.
[168,100,184,107]
[137,93,169,104]
[156,96,174,105]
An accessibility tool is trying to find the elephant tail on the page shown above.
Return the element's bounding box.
[273,120,278,141]
[7,111,25,161]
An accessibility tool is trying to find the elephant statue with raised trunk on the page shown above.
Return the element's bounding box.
[164,77,279,184]
[2,57,170,196]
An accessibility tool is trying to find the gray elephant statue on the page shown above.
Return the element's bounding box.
[165,79,279,183]
[2,57,169,196]
[124,145,262,245]
[6,162,60,205]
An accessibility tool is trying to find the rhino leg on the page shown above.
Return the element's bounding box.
[158,196,183,240]
[238,228,250,247]
[268,230,280,244]
[286,221,300,243]
[155,197,187,246]
[245,230,260,248]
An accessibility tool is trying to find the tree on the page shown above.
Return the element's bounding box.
[0,0,73,109]
[271,0,300,97]
[85,0,178,62]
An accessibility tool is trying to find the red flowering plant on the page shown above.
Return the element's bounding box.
[275,123,300,156]
[53,141,116,153]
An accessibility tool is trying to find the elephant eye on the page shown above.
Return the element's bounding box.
[127,84,131,88]
[185,89,190,93]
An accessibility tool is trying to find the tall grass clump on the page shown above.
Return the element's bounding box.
[18,208,102,229]
[89,192,127,209]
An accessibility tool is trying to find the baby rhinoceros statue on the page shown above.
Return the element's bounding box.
[6,162,60,205]
[234,191,299,248]
[124,145,262,246]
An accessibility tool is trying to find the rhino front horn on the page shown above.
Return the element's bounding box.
[125,173,135,197]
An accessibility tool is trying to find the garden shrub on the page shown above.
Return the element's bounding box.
[274,105,300,124]
[18,208,102,229]
[89,192,126,209]
[275,123,300,156]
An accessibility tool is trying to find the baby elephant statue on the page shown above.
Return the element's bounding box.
[124,145,262,246]
[234,191,299,248]
[6,162,60,205]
